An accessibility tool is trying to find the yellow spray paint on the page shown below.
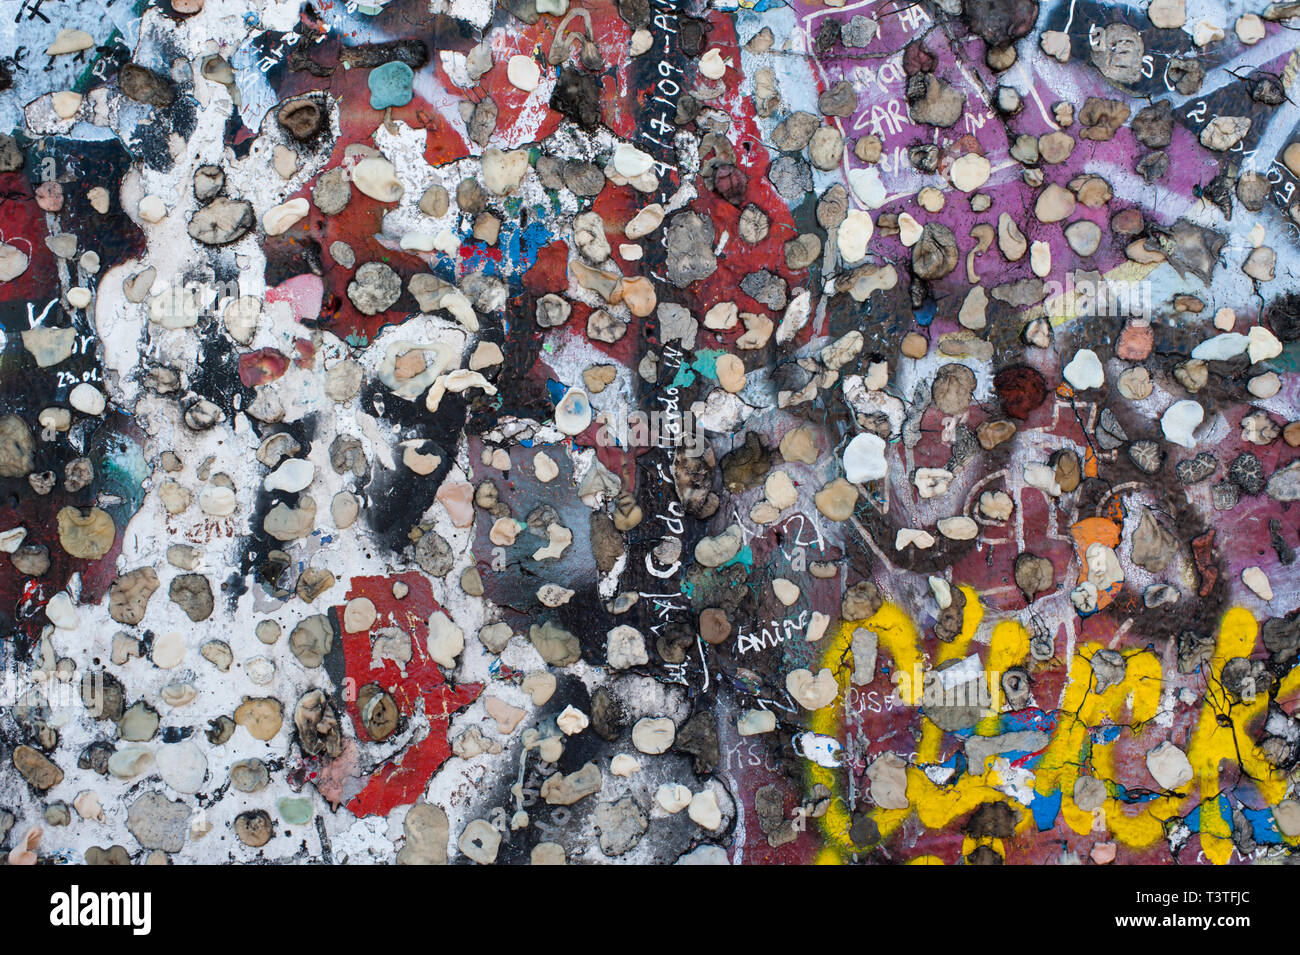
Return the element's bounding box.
[809,589,1023,859]
[1183,608,1290,863]
[804,594,1286,864]
[1036,643,1168,851]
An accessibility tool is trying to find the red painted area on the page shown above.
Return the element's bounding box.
[337,572,481,817]
[260,2,642,344]
[264,53,473,343]
[523,239,570,296]
[0,172,59,303]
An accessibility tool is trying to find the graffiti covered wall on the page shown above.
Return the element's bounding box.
[0,0,1298,865]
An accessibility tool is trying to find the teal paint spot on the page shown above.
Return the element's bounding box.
[278,796,313,825]
[1270,341,1300,374]
[98,438,149,528]
[670,349,726,388]
[368,62,414,109]
[722,545,753,570]
[346,333,370,347]
[692,349,724,378]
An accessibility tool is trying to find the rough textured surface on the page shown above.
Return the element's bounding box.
[0,0,1297,872]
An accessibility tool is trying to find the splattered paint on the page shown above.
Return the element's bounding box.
[0,0,1298,868]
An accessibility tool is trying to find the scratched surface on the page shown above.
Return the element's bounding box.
[0,0,1298,865]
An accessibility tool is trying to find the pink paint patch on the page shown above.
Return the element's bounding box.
[1090,841,1117,864]
[238,348,290,387]
[292,337,316,368]
[266,273,324,324]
